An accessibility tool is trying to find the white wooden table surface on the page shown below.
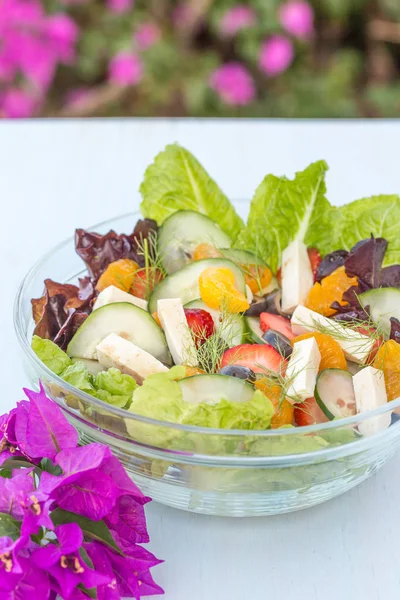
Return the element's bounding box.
[2,119,400,600]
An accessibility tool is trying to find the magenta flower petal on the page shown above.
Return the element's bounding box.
[259,35,294,76]
[52,469,118,521]
[219,5,256,36]
[107,495,149,551]
[21,493,54,537]
[108,52,143,87]
[56,523,83,554]
[0,556,50,597]
[101,455,150,504]
[45,14,79,63]
[32,544,60,569]
[0,471,34,519]
[135,23,161,50]
[279,0,314,39]
[210,62,255,106]
[55,444,110,481]
[84,542,119,600]
[22,386,78,461]
[137,569,165,597]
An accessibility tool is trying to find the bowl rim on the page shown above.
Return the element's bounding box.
[14,209,400,441]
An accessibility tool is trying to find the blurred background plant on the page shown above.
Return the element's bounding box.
[1,0,400,118]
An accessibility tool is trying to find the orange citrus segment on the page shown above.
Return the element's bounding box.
[244,264,273,294]
[255,380,294,428]
[291,332,347,372]
[305,266,358,317]
[373,340,400,401]
[193,244,221,261]
[96,259,139,293]
[152,312,162,327]
[199,267,250,313]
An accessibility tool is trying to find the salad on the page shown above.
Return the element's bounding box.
[31,144,400,438]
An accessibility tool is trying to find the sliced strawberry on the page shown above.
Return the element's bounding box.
[131,267,163,300]
[293,397,329,427]
[260,313,295,340]
[221,343,284,374]
[184,308,215,347]
[356,325,383,364]
[276,267,282,287]
[307,248,322,282]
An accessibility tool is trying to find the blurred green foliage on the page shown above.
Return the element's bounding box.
[49,0,400,117]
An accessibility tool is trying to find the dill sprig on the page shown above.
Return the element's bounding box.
[193,309,244,374]
[135,230,166,299]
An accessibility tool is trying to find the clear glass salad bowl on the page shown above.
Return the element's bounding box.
[14,211,400,517]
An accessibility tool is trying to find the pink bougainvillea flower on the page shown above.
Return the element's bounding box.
[210,62,255,106]
[259,35,294,76]
[21,491,54,537]
[135,23,161,50]
[33,524,111,599]
[0,470,34,520]
[279,0,314,39]
[0,88,37,118]
[106,495,150,553]
[219,5,256,36]
[108,52,143,86]
[46,14,79,62]
[107,0,134,14]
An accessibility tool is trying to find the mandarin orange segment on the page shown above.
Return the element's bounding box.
[291,332,347,372]
[373,340,400,401]
[193,244,221,261]
[199,267,250,313]
[305,266,358,317]
[152,312,162,327]
[244,264,273,294]
[255,380,294,428]
[96,259,139,292]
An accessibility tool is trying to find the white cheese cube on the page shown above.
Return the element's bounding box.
[281,240,314,314]
[353,366,390,436]
[96,333,168,384]
[93,285,148,311]
[157,298,198,367]
[291,305,375,364]
[285,337,321,403]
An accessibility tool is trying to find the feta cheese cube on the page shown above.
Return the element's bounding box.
[281,240,314,314]
[286,337,321,403]
[157,298,198,367]
[353,366,390,436]
[93,285,148,311]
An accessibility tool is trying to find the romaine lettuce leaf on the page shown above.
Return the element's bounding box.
[94,368,137,409]
[62,361,95,394]
[32,335,72,375]
[140,143,244,240]
[235,160,337,272]
[337,195,400,265]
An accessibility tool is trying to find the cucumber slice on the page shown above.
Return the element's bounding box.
[67,302,172,365]
[71,357,104,376]
[184,299,246,347]
[315,369,357,420]
[148,258,246,314]
[244,316,265,344]
[178,374,254,405]
[158,211,232,273]
[359,287,400,338]
[220,248,267,266]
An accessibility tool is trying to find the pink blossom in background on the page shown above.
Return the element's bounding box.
[220,5,256,36]
[172,3,192,29]
[259,35,294,76]
[210,62,255,106]
[108,52,143,86]
[279,1,314,39]
[135,23,161,50]
[0,88,36,118]
[46,14,79,62]
[106,0,134,14]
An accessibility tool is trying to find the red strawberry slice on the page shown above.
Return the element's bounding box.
[307,248,322,282]
[260,313,295,340]
[221,344,284,374]
[293,397,329,427]
[184,308,215,347]
[131,267,163,300]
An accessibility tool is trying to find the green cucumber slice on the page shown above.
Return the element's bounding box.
[359,287,400,338]
[220,248,267,266]
[178,374,254,405]
[148,258,246,314]
[158,210,232,273]
[70,357,104,376]
[184,299,246,347]
[315,369,357,420]
[244,316,265,344]
[67,302,172,365]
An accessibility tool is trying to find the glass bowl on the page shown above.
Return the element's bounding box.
[14,211,400,517]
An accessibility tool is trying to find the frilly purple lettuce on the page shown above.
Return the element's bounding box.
[0,384,163,600]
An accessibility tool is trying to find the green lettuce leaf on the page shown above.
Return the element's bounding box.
[32,337,136,409]
[336,195,400,265]
[235,161,337,271]
[31,335,72,375]
[94,368,137,409]
[139,143,244,240]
